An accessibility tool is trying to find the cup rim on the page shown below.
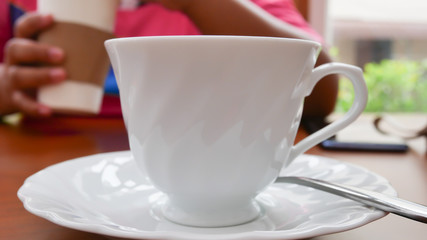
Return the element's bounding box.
[104,35,321,48]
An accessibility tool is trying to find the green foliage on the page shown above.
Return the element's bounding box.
[335,59,427,112]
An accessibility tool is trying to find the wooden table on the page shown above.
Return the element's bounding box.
[1,114,426,240]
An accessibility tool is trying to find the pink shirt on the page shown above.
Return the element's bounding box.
[114,0,322,41]
[0,1,12,61]
[1,0,322,62]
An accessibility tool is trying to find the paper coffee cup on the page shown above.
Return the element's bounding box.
[37,0,119,115]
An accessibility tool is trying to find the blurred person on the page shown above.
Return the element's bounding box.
[0,0,338,118]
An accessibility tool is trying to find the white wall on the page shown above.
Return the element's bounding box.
[329,0,427,23]
[327,0,427,65]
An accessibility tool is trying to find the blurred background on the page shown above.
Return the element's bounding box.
[297,0,427,113]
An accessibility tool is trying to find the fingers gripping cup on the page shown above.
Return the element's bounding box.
[105,36,368,227]
[37,0,119,114]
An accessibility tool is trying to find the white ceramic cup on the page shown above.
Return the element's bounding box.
[105,36,368,227]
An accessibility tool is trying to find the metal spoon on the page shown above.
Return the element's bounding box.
[275,176,427,223]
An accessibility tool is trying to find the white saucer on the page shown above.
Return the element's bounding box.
[18,151,396,240]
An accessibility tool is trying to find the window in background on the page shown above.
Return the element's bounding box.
[327,0,427,112]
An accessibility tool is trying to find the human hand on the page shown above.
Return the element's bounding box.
[0,13,66,117]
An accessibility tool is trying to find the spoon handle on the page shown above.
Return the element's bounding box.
[275,176,427,223]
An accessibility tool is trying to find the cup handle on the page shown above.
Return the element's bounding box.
[286,63,368,166]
